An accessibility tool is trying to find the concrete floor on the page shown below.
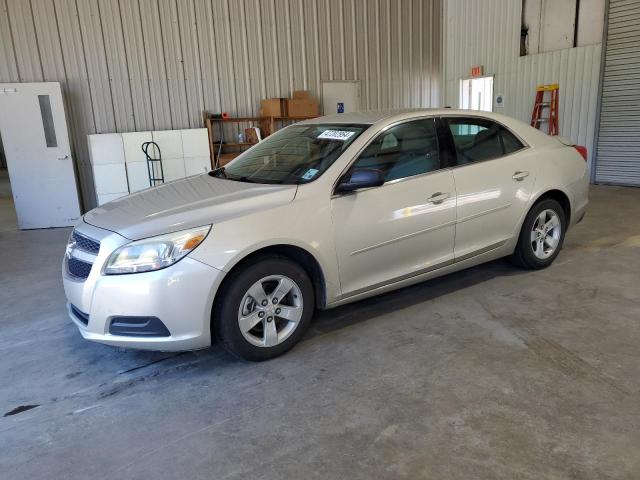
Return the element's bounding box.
[1,185,639,479]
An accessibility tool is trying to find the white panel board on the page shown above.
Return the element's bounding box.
[152,130,183,159]
[126,162,151,193]
[181,128,210,157]
[97,192,128,206]
[184,156,211,176]
[122,131,153,163]
[88,133,125,165]
[92,163,128,195]
[163,158,186,182]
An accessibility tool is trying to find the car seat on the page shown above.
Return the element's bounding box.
[463,128,502,162]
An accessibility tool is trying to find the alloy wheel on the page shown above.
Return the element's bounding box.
[237,275,304,348]
[530,209,561,260]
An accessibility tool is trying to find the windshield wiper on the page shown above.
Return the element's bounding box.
[211,170,279,184]
[208,167,227,178]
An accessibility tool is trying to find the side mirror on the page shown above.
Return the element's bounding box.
[336,168,385,193]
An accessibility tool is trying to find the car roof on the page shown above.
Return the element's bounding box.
[298,108,520,126]
[296,108,552,148]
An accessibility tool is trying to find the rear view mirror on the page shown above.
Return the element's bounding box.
[336,168,385,193]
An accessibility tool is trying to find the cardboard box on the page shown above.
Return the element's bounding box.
[292,90,311,99]
[260,98,288,117]
[286,98,319,117]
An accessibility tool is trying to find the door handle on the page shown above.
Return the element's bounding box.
[58,155,70,161]
[512,171,530,181]
[428,192,450,204]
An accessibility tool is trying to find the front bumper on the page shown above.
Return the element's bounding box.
[63,222,225,351]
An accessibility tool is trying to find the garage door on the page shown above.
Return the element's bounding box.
[594,0,640,186]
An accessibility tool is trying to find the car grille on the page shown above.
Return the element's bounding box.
[66,230,101,281]
[72,231,100,254]
[67,257,93,280]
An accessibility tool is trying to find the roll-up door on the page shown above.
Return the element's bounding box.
[595,0,640,186]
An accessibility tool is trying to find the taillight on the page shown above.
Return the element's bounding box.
[573,145,588,161]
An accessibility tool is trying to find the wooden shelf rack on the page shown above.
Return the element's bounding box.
[203,114,317,168]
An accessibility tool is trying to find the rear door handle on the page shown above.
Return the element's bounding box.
[512,171,530,181]
[428,192,450,204]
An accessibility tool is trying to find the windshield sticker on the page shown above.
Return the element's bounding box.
[318,130,356,141]
[301,168,319,180]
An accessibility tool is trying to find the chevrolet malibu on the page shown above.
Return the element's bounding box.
[63,109,589,361]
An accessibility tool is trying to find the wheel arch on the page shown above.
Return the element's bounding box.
[212,243,329,322]
[530,188,572,225]
[509,187,573,254]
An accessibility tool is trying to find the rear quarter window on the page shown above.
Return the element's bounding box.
[500,128,525,154]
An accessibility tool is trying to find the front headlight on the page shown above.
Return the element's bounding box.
[104,225,211,275]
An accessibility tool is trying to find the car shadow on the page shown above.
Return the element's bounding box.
[60,257,529,377]
[304,257,529,341]
[33,257,532,407]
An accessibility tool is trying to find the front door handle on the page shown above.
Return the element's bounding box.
[512,171,530,181]
[428,192,450,204]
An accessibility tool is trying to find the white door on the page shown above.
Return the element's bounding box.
[0,82,81,229]
[331,118,456,296]
[460,76,494,112]
[441,116,536,259]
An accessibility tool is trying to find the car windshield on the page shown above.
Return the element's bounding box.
[212,123,369,184]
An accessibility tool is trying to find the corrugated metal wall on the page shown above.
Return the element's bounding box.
[442,0,602,172]
[0,0,442,210]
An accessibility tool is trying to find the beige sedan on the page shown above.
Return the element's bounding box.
[63,109,589,360]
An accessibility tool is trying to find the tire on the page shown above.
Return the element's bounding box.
[213,255,314,361]
[510,198,567,270]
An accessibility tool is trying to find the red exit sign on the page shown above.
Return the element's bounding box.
[471,65,484,77]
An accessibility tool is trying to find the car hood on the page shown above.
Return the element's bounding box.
[84,174,298,240]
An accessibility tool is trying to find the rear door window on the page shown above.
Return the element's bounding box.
[445,117,525,166]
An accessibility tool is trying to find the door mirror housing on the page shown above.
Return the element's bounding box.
[336,168,385,193]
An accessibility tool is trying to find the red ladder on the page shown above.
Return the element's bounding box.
[531,84,559,135]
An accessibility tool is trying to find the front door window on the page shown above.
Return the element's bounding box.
[350,118,441,182]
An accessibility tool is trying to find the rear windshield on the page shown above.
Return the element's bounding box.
[213,123,369,185]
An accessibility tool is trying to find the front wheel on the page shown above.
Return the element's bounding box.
[213,256,314,361]
[510,199,566,269]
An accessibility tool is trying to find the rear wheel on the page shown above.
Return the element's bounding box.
[511,199,566,269]
[213,256,314,361]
